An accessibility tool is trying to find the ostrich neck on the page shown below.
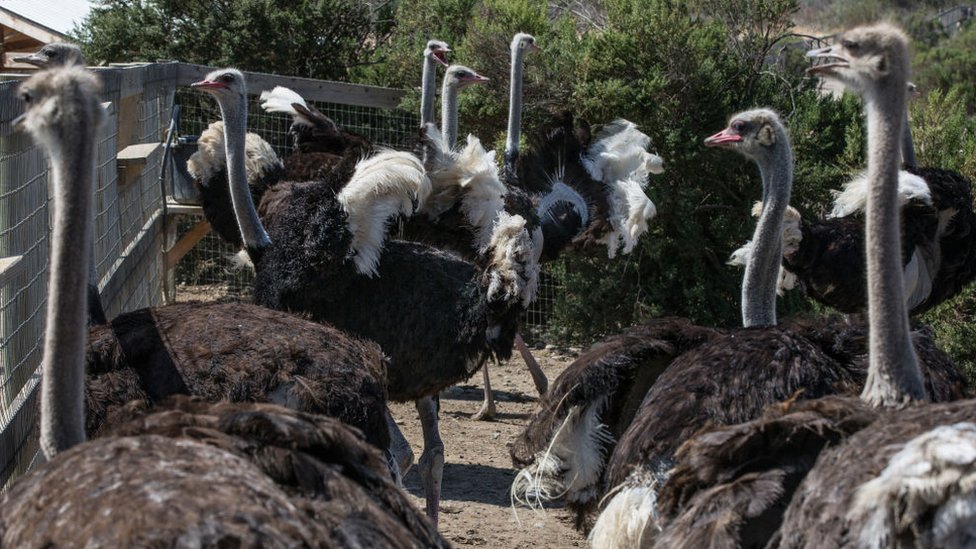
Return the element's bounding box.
[442,81,459,149]
[421,56,438,126]
[40,121,96,459]
[219,97,271,262]
[742,143,791,327]
[505,48,527,172]
[901,109,917,169]
[861,84,927,406]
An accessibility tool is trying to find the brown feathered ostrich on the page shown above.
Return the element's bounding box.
[194,67,540,526]
[768,24,976,549]
[12,42,108,327]
[630,26,974,549]
[0,65,447,548]
[583,106,967,547]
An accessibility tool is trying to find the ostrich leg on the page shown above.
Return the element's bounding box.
[386,410,414,482]
[472,361,498,420]
[515,333,548,395]
[416,396,444,526]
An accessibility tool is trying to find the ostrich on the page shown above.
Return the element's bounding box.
[728,99,976,318]
[583,107,967,547]
[0,65,447,548]
[12,42,84,67]
[12,42,107,327]
[194,67,540,525]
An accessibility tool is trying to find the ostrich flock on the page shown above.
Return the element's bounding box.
[3,21,976,548]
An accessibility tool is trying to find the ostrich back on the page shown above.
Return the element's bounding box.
[605,323,865,491]
[511,318,724,524]
[85,301,390,450]
[771,399,976,549]
[653,396,879,549]
[0,398,447,548]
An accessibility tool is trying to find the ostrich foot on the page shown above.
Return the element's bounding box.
[472,398,497,421]
[418,444,445,526]
[472,362,497,421]
[515,333,548,395]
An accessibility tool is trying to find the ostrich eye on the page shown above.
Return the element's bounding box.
[19,90,32,104]
[731,121,745,132]
[841,39,859,51]
[220,74,234,83]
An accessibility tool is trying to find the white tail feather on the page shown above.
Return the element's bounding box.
[602,176,658,258]
[511,398,615,511]
[457,136,506,249]
[583,119,654,184]
[338,151,431,276]
[186,121,282,186]
[589,473,661,549]
[259,86,322,128]
[830,170,932,218]
[484,213,541,307]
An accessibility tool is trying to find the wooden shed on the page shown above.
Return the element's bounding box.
[0,0,92,71]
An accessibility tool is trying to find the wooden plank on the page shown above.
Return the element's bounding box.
[177,63,406,110]
[0,9,63,44]
[164,219,211,270]
[117,142,162,168]
[0,255,24,287]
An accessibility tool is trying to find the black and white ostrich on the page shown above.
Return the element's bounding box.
[0,65,447,548]
[727,93,976,318]
[577,108,967,547]
[194,67,540,526]
[420,39,451,126]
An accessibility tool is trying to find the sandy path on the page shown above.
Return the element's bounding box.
[389,349,587,548]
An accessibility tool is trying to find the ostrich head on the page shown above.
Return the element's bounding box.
[704,109,787,165]
[425,39,450,67]
[806,24,910,98]
[511,32,540,54]
[13,43,85,68]
[15,65,103,143]
[444,65,490,90]
[191,68,246,117]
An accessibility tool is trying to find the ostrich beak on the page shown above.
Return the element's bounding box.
[433,48,450,66]
[805,45,850,76]
[466,74,490,84]
[12,54,44,67]
[11,112,27,131]
[704,128,742,147]
[190,79,229,90]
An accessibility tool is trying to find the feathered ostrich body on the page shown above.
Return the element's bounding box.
[584,107,968,547]
[194,67,540,525]
[0,65,446,548]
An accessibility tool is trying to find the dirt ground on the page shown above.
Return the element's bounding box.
[390,347,588,549]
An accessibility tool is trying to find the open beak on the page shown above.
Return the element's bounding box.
[433,48,450,67]
[12,54,43,67]
[190,79,228,90]
[704,128,742,147]
[530,43,541,52]
[11,112,27,131]
[805,45,850,76]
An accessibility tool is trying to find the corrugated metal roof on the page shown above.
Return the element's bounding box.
[0,0,93,37]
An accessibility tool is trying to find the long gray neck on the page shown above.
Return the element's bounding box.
[421,55,438,126]
[901,109,917,170]
[40,113,97,459]
[742,141,791,327]
[442,80,459,149]
[218,95,271,262]
[505,47,527,172]
[861,83,927,406]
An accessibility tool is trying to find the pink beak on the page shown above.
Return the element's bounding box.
[704,128,742,146]
[190,79,228,90]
